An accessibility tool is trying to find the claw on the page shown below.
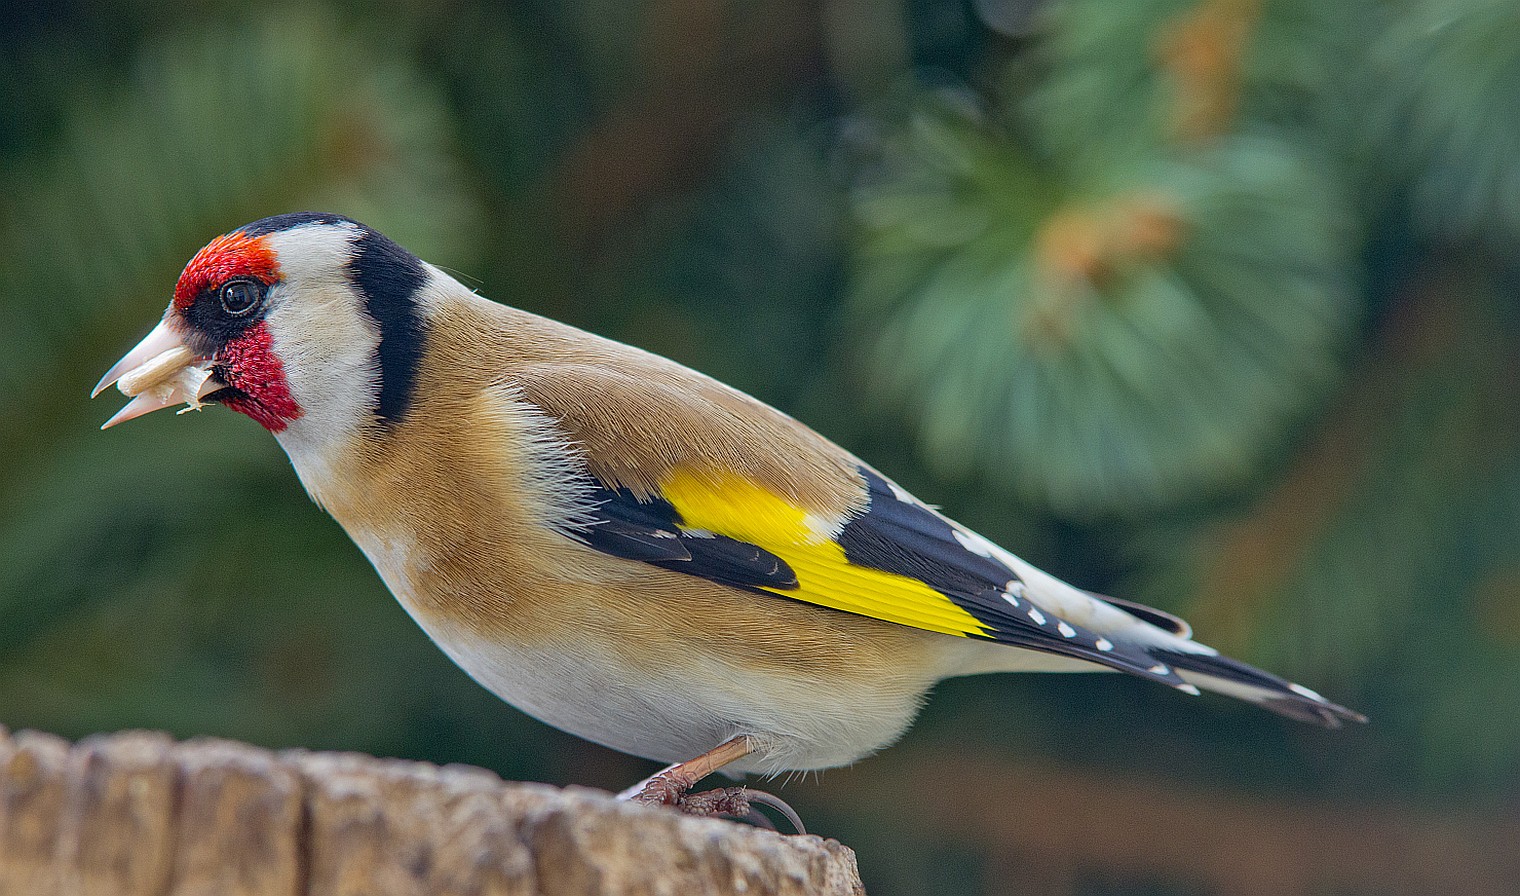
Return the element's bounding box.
[615,736,807,833]
[743,789,807,835]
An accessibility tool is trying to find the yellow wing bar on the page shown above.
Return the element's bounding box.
[657,467,991,639]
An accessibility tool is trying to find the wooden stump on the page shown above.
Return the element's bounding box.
[0,728,864,896]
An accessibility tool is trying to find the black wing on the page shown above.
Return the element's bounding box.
[577,480,798,592]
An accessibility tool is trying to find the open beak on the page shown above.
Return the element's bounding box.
[93,318,221,429]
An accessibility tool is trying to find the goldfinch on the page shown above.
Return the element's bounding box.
[95,213,1363,821]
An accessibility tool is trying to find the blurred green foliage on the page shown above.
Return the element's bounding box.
[2,1,1517,893]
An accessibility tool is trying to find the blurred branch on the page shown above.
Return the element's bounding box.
[814,747,1520,895]
[1186,262,1518,662]
[545,0,826,256]
[1155,0,1262,143]
[0,727,863,896]
[1185,326,1393,648]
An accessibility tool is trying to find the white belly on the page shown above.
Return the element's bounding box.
[350,528,938,775]
[409,611,925,776]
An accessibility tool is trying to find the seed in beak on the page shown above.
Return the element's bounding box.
[99,354,217,429]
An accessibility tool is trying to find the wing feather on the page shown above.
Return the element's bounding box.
[566,464,1193,688]
[579,481,798,591]
[512,361,1192,687]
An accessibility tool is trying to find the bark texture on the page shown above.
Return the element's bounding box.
[0,728,864,896]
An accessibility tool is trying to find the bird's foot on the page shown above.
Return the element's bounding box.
[616,736,806,833]
[626,770,697,808]
[662,784,751,817]
[626,774,806,834]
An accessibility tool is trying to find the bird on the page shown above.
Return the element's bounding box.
[94,212,1364,828]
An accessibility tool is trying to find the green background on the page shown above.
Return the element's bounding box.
[3,1,1517,893]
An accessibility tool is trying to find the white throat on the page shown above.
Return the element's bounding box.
[261,224,381,499]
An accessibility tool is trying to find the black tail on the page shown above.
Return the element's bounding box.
[1153,649,1368,728]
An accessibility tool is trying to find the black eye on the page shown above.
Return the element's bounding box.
[219,279,261,316]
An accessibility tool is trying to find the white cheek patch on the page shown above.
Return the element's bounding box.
[261,225,381,463]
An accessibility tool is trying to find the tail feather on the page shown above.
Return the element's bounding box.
[1088,592,1192,638]
[1154,648,1367,728]
[956,527,1364,727]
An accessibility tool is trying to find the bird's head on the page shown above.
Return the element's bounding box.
[95,213,429,453]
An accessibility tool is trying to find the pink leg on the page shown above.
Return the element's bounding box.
[617,736,806,833]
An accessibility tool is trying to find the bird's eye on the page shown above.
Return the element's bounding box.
[219,279,261,316]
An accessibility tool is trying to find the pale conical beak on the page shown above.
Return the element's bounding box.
[93,318,221,429]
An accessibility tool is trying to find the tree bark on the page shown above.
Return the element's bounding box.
[0,728,864,896]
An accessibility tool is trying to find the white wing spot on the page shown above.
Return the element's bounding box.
[1095,638,1114,652]
[952,528,996,559]
[1057,622,1076,638]
[1027,607,1047,625]
[1002,592,1021,610]
[1288,682,1328,703]
[1148,664,1171,676]
[1006,580,1024,598]
[1176,684,1202,696]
